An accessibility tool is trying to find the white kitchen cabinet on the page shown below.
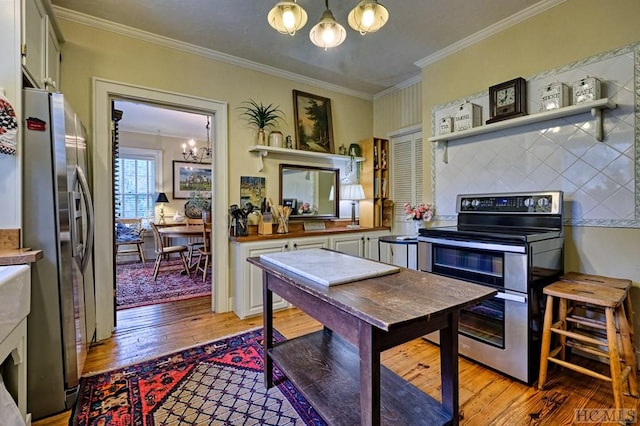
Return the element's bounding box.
[330,230,390,260]
[22,0,46,87]
[22,0,61,90]
[44,16,60,90]
[363,230,390,261]
[329,233,364,257]
[231,236,329,319]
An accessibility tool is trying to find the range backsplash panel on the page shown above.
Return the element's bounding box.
[431,42,639,228]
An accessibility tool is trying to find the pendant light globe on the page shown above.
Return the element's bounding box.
[268,1,308,36]
[309,2,346,50]
[348,0,389,35]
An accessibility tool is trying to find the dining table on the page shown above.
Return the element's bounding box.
[157,225,208,270]
[156,224,205,239]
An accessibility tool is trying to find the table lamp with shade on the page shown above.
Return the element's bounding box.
[155,192,169,224]
[341,183,365,229]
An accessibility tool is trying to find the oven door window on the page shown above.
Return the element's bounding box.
[460,296,505,349]
[432,245,504,287]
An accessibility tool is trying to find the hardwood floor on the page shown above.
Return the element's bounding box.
[33,296,637,425]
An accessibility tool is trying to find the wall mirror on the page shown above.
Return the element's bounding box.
[279,164,339,219]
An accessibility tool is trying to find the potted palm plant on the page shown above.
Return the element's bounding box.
[238,99,284,145]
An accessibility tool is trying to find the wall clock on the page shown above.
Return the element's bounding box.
[487,77,527,124]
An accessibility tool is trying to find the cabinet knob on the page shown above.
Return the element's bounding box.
[284,244,288,249]
[293,243,298,248]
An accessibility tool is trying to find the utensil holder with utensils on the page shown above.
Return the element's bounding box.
[272,205,291,234]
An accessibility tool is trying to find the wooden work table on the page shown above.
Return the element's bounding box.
[248,250,496,425]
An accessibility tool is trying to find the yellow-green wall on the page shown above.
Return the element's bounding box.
[57,1,640,317]
[418,0,640,320]
[56,18,373,206]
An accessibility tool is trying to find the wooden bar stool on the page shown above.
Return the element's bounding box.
[560,272,635,347]
[538,279,638,413]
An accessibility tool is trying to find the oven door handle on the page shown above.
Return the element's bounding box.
[495,292,527,304]
[418,237,526,253]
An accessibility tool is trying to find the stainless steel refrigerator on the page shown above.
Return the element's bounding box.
[22,88,96,420]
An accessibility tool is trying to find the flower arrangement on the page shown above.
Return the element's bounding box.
[297,202,317,215]
[404,202,435,222]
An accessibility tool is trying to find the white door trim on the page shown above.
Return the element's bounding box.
[92,78,229,340]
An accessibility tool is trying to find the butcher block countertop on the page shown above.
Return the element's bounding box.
[0,229,43,265]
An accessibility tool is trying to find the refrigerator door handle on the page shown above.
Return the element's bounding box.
[76,165,94,274]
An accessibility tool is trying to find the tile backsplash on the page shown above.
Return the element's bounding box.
[431,43,638,227]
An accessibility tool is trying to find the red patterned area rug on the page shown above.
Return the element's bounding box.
[71,328,325,425]
[116,259,211,310]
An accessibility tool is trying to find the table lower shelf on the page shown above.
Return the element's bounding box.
[269,329,452,426]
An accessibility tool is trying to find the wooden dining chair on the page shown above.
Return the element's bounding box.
[185,217,204,265]
[150,223,191,281]
[195,222,212,282]
[115,218,146,264]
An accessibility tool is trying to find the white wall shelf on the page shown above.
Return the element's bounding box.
[429,98,616,163]
[248,145,364,171]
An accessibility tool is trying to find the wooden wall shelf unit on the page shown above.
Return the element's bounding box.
[359,138,390,228]
[248,145,364,171]
[429,98,616,163]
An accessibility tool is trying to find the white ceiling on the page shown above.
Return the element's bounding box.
[113,100,209,141]
[54,0,558,138]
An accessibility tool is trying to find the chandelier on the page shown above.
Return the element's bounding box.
[182,116,212,163]
[268,0,389,50]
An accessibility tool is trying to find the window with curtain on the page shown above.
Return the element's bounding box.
[116,147,161,221]
[391,131,423,226]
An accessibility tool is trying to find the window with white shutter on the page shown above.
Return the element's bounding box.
[116,147,162,222]
[391,131,423,226]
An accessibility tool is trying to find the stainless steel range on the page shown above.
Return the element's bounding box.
[417,191,564,384]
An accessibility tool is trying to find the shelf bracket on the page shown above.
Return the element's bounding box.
[11,346,23,365]
[438,141,449,164]
[255,150,268,172]
[591,107,604,142]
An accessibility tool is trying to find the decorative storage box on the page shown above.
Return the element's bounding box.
[454,102,482,132]
[539,82,569,111]
[438,116,453,135]
[572,77,601,104]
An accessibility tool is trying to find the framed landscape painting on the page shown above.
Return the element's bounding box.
[172,161,212,199]
[293,90,334,154]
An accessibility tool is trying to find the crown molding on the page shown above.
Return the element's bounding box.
[52,6,373,101]
[374,74,422,99]
[414,0,566,68]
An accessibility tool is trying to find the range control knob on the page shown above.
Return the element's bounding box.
[461,199,472,208]
[537,197,550,207]
[471,199,480,208]
[524,198,535,207]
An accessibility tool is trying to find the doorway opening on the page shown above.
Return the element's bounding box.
[112,99,212,311]
[92,78,229,341]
